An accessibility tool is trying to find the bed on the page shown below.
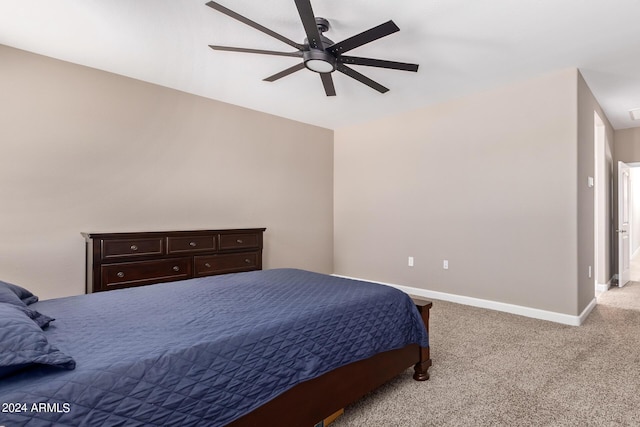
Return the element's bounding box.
[0,268,431,426]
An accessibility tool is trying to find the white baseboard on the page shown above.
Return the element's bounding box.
[332,274,596,326]
[596,275,615,292]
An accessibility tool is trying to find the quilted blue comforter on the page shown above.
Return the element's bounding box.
[0,268,428,426]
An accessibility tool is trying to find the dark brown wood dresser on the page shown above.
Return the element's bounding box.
[82,228,266,293]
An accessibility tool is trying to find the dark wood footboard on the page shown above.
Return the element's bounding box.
[229,299,432,426]
[412,299,433,381]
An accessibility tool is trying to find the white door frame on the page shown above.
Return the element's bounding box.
[594,112,606,292]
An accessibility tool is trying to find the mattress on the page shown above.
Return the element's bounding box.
[0,268,428,426]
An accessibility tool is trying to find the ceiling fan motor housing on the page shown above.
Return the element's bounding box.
[303,30,336,73]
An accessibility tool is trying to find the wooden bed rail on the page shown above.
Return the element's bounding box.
[229,298,433,426]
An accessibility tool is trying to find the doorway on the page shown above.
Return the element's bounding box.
[628,166,640,282]
[594,113,639,297]
[613,162,640,287]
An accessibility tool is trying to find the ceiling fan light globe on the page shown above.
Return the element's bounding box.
[305,59,335,73]
[303,48,336,73]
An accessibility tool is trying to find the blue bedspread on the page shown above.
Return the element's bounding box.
[0,268,428,426]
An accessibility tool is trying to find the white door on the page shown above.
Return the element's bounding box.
[618,161,631,287]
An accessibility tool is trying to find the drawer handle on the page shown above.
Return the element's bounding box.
[204,263,212,268]
[130,245,138,251]
[117,272,125,278]
[173,266,180,272]
[189,242,197,247]
[236,239,244,244]
[244,258,251,264]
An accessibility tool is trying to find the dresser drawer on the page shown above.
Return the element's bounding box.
[101,258,191,290]
[84,228,265,293]
[194,252,259,276]
[167,235,216,254]
[219,233,260,250]
[101,238,163,260]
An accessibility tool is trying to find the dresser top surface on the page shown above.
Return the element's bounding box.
[82,228,267,240]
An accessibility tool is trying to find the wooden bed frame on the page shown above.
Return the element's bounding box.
[230,299,432,426]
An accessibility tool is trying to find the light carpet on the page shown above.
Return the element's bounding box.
[332,286,640,426]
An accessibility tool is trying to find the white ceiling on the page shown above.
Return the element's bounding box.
[2,0,640,130]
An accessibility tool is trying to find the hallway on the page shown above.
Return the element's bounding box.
[597,251,640,310]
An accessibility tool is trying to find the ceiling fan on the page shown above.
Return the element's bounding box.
[205,0,419,96]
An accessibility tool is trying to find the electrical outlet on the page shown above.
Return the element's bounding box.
[588,265,592,278]
[443,260,449,270]
[408,256,414,267]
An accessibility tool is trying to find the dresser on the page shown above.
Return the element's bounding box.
[82,228,266,293]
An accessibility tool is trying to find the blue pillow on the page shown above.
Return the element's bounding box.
[0,284,54,329]
[0,303,75,379]
[0,280,39,305]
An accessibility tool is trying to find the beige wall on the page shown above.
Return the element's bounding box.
[0,42,620,318]
[0,45,334,299]
[577,73,615,309]
[614,128,640,162]
[631,168,640,255]
[335,69,582,315]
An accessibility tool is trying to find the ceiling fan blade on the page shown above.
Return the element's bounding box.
[209,45,303,58]
[337,64,389,93]
[320,73,336,96]
[338,56,418,72]
[206,1,304,50]
[263,63,306,82]
[294,0,324,50]
[329,21,400,55]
